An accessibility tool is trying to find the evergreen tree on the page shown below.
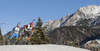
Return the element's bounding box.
[0,27,4,45]
[30,17,50,44]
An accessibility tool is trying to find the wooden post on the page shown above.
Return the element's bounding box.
[98,48,100,51]
[95,48,97,51]
[98,48,99,51]
[78,41,80,48]
[89,47,91,51]
[91,47,93,51]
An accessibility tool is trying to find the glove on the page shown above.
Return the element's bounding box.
[10,32,13,35]
[32,32,33,34]
[19,33,22,36]
[22,30,24,32]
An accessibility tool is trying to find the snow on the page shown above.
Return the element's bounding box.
[96,39,100,44]
[79,5,100,15]
[84,39,100,48]
[85,41,92,44]
[0,44,89,51]
[60,15,72,27]
[85,39,100,45]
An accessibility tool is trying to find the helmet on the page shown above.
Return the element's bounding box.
[17,22,20,27]
[17,24,20,27]
[30,22,33,26]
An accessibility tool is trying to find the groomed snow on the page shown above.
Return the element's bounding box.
[0,44,89,51]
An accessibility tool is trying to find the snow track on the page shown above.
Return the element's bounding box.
[0,44,89,51]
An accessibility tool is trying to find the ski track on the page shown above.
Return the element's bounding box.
[0,44,89,51]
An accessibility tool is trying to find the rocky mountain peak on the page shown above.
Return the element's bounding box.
[74,5,100,19]
[43,5,100,33]
[62,5,100,26]
[78,5,100,15]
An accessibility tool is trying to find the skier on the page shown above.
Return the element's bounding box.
[9,23,20,44]
[18,22,34,43]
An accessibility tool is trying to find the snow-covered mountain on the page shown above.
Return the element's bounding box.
[0,44,89,51]
[43,5,100,32]
[61,5,100,26]
[43,20,61,32]
[85,39,100,48]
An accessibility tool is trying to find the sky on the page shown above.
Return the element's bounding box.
[0,0,100,35]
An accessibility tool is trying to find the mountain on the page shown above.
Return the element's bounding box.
[3,5,100,46]
[49,26,100,47]
[43,20,61,32]
[43,5,100,32]
[61,5,100,26]
[85,39,100,48]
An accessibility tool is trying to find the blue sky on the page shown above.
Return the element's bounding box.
[0,0,100,35]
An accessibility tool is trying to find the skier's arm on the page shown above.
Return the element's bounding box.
[11,27,15,35]
[19,28,22,36]
[11,30,13,35]
[22,27,25,31]
[14,27,17,31]
[22,25,26,32]
[32,27,34,32]
[11,29,14,33]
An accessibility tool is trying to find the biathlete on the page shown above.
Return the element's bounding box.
[18,22,34,42]
[9,24,20,44]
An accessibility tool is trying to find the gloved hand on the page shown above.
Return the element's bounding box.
[19,33,22,36]
[22,30,24,32]
[32,32,33,34]
[10,32,13,35]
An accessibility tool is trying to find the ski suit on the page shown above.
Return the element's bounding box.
[10,27,19,40]
[18,24,34,40]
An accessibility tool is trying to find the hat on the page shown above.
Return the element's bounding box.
[30,22,33,26]
[17,24,20,26]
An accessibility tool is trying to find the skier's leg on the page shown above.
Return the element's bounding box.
[14,33,19,45]
[24,31,30,40]
[27,32,30,41]
[9,33,16,45]
[25,31,30,44]
[9,33,15,40]
[28,37,30,41]
[15,33,18,40]
[18,36,21,40]
[18,32,26,40]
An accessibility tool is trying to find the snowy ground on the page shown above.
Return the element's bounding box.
[0,44,89,51]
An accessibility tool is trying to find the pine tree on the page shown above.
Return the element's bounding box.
[30,17,50,44]
[0,27,4,45]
